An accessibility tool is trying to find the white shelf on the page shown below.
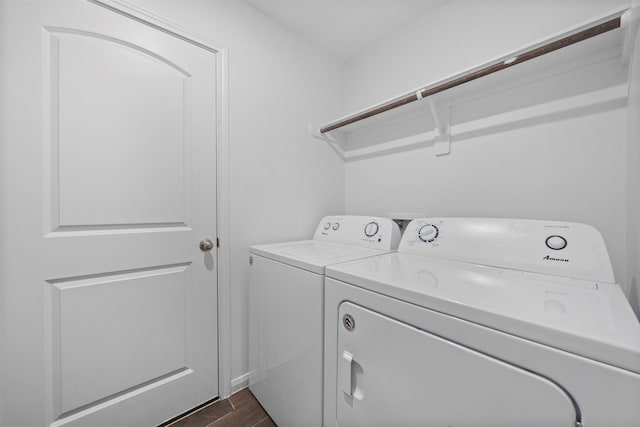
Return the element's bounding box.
[311,7,638,161]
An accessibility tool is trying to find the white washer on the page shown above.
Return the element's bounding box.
[324,218,640,427]
[249,215,401,427]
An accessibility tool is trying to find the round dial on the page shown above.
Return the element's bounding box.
[323,222,331,230]
[364,222,379,237]
[418,224,439,243]
[332,222,340,231]
[545,235,567,250]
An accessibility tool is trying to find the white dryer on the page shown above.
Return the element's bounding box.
[249,215,401,427]
[324,218,640,427]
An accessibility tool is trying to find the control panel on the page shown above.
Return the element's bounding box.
[399,218,615,283]
[417,224,439,243]
[313,215,401,251]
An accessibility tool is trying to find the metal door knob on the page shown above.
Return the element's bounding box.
[199,238,214,252]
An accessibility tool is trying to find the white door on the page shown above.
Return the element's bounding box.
[337,302,578,427]
[0,1,219,426]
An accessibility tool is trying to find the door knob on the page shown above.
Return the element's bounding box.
[199,238,214,252]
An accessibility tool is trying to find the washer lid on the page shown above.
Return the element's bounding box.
[326,253,640,374]
[250,240,391,274]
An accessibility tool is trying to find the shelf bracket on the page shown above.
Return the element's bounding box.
[309,123,345,160]
[428,97,450,156]
[622,6,640,65]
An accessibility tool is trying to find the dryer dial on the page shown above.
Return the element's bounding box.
[418,224,439,243]
[545,235,567,250]
[364,222,379,237]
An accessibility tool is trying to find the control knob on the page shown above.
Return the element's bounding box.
[364,222,379,237]
[545,235,567,250]
[323,222,331,230]
[418,224,439,243]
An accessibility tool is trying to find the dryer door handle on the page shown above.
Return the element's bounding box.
[341,351,353,397]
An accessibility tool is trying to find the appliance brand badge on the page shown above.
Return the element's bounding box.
[543,255,569,262]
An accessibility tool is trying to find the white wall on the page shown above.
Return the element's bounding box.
[626,4,640,317]
[344,0,629,111]
[343,0,631,285]
[128,0,345,388]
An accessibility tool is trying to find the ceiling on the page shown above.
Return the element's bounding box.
[245,0,446,61]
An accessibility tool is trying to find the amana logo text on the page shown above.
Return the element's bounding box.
[543,255,569,262]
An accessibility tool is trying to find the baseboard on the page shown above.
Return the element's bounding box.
[230,372,250,394]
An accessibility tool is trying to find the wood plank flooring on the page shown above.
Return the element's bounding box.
[166,389,276,427]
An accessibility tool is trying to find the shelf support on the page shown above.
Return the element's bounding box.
[428,97,450,156]
[622,6,640,65]
[309,123,345,160]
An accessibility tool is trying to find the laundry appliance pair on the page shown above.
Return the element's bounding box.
[250,216,640,427]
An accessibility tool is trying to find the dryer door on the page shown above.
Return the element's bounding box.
[337,302,579,427]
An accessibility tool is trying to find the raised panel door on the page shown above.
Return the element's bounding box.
[1,2,219,426]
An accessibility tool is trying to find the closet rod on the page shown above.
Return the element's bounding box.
[320,16,621,134]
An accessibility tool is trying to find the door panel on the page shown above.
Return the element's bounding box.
[1,1,218,426]
[54,264,189,412]
[54,29,189,227]
[337,302,578,427]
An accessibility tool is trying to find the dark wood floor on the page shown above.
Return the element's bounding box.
[167,388,276,427]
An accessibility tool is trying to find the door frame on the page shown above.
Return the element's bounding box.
[88,0,232,399]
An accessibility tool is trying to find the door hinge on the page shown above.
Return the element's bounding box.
[216,237,220,248]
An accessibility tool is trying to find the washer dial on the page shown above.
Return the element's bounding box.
[364,222,379,237]
[418,224,439,243]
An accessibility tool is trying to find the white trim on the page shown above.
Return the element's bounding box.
[87,0,223,53]
[87,0,232,401]
[230,373,250,395]
[216,46,232,399]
